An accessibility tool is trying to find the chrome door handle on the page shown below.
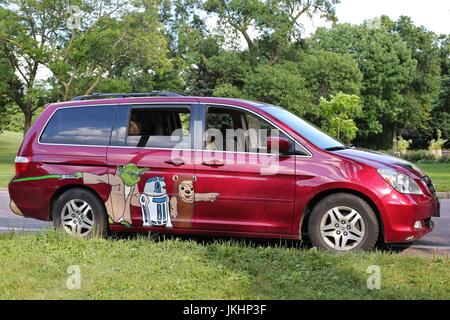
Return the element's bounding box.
[202,160,225,167]
[164,158,185,166]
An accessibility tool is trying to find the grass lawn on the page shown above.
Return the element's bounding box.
[415,163,450,193]
[0,131,22,188]
[0,231,448,300]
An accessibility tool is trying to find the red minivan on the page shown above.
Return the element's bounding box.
[8,92,440,252]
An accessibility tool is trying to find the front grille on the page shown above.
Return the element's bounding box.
[422,175,436,195]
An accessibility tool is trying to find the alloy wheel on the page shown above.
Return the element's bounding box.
[60,199,94,237]
[319,206,366,251]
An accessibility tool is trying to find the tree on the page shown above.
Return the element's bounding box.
[310,22,418,148]
[0,0,175,134]
[0,3,52,134]
[387,16,441,148]
[319,93,362,143]
[429,35,450,148]
[0,52,14,133]
[47,2,175,100]
[242,62,312,116]
[203,0,339,68]
[297,51,362,105]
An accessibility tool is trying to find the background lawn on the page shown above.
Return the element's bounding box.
[0,231,448,300]
[0,131,22,188]
[0,131,449,191]
[415,163,450,192]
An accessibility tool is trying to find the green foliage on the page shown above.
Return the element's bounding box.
[429,130,448,158]
[203,0,339,67]
[309,20,441,149]
[0,0,447,151]
[242,62,312,116]
[319,93,362,143]
[401,150,450,164]
[298,51,363,104]
[395,136,412,155]
[213,83,244,98]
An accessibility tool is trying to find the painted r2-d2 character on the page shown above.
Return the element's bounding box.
[140,176,172,228]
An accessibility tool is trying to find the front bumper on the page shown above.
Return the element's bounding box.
[377,192,439,243]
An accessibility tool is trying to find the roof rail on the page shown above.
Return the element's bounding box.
[72,91,184,101]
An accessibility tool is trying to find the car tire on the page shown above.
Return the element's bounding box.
[308,193,379,252]
[52,188,108,238]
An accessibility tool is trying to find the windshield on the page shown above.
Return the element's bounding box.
[261,105,345,150]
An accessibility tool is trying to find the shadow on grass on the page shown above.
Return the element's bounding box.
[105,232,410,299]
[109,230,413,254]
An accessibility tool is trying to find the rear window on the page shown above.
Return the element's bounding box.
[40,105,116,146]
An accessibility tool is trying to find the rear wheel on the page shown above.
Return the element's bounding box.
[308,193,379,252]
[53,188,108,238]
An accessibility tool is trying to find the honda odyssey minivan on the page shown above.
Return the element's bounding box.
[8,92,440,252]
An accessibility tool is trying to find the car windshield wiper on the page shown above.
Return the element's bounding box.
[324,145,352,151]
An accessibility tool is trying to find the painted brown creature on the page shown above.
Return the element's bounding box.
[170,175,219,228]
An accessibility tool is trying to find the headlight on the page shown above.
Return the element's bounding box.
[377,168,423,194]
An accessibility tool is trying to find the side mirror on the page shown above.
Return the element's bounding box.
[267,136,291,154]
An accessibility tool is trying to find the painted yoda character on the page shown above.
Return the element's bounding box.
[74,164,148,225]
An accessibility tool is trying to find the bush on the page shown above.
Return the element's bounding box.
[381,149,450,163]
[402,150,450,163]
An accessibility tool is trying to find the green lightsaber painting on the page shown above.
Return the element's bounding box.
[12,173,81,183]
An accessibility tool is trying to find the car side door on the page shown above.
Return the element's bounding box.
[106,103,198,229]
[192,104,297,234]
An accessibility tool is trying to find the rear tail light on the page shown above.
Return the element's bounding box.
[15,156,31,174]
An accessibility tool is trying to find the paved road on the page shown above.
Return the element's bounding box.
[0,191,51,231]
[0,191,448,255]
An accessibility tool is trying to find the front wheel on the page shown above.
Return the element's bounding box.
[308,193,379,252]
[52,188,108,238]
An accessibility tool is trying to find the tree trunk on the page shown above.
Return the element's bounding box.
[23,109,32,137]
[392,126,398,155]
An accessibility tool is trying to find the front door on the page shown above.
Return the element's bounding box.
[106,103,197,229]
[193,105,297,234]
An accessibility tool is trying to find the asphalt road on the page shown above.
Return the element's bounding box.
[0,190,448,255]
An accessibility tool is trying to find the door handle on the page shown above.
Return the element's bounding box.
[202,159,225,167]
[164,158,185,166]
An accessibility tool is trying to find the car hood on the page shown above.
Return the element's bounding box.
[332,148,426,178]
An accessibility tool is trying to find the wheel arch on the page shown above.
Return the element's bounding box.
[300,188,385,243]
[49,184,108,222]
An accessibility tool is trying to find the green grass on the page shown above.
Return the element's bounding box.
[0,231,448,299]
[415,163,450,192]
[0,131,22,188]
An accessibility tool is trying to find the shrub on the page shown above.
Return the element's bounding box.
[429,130,448,158]
[395,136,412,155]
[402,150,450,163]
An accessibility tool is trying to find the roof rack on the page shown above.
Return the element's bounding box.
[72,91,184,101]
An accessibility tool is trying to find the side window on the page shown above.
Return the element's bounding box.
[40,105,115,146]
[126,107,191,149]
[110,106,129,146]
[205,106,287,153]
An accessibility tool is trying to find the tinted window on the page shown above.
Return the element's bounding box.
[110,106,130,146]
[262,106,344,150]
[205,106,290,154]
[126,107,191,149]
[40,106,115,146]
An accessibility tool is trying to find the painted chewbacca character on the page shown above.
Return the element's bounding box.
[170,175,219,228]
